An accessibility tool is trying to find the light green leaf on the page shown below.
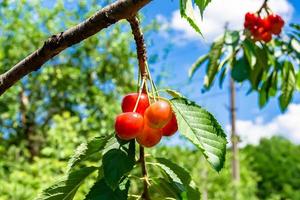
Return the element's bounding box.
[149,178,183,200]
[68,134,113,170]
[291,38,300,53]
[102,149,135,190]
[180,0,202,35]
[84,179,130,200]
[297,71,300,90]
[279,61,296,112]
[37,167,97,200]
[164,88,186,98]
[189,54,209,79]
[250,44,268,89]
[170,98,227,171]
[242,38,257,68]
[204,36,225,88]
[194,0,212,18]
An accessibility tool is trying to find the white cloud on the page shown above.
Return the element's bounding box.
[227,104,300,146]
[165,0,294,43]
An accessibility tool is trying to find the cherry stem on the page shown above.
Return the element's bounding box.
[128,15,151,200]
[133,77,146,112]
[257,0,269,15]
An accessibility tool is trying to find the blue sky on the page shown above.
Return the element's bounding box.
[138,0,300,145]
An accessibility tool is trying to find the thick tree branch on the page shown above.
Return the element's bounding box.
[0,0,151,96]
[128,16,150,200]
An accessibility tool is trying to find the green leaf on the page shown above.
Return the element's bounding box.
[194,0,211,18]
[189,54,209,79]
[154,157,200,200]
[102,149,135,190]
[164,88,186,98]
[250,44,268,89]
[297,71,300,91]
[84,179,130,200]
[68,134,113,170]
[37,167,97,200]
[231,57,250,82]
[149,178,183,200]
[242,38,257,68]
[291,38,300,53]
[170,97,227,171]
[204,36,225,88]
[259,89,267,108]
[180,0,202,35]
[279,61,296,112]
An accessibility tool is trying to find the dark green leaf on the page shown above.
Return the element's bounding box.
[155,157,200,200]
[68,135,113,170]
[170,98,227,171]
[38,167,97,200]
[231,57,250,82]
[219,64,228,88]
[84,179,129,200]
[279,61,296,112]
[189,54,209,79]
[102,149,135,190]
[259,89,267,108]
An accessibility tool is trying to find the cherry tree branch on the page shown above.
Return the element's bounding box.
[0,0,151,96]
[128,16,150,200]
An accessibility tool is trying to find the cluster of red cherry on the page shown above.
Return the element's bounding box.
[244,12,284,42]
[114,93,178,148]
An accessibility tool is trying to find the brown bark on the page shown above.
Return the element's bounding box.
[0,0,151,96]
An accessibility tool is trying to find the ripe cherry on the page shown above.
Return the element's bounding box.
[122,93,150,115]
[261,31,272,42]
[162,113,178,137]
[136,123,162,148]
[115,112,144,140]
[144,100,172,129]
[268,14,284,35]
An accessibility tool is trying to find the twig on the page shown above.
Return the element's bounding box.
[0,0,151,96]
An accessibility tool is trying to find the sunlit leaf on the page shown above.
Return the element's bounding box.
[170,97,227,171]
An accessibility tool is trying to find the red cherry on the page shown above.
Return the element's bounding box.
[136,123,162,148]
[268,14,285,35]
[115,112,144,140]
[122,93,150,115]
[262,18,272,31]
[261,31,272,43]
[162,113,178,137]
[144,100,173,129]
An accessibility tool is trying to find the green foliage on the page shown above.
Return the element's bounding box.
[189,25,300,111]
[102,148,135,190]
[68,134,113,171]
[244,137,300,199]
[170,97,227,171]
[37,167,97,200]
[179,0,212,35]
[84,179,130,200]
[154,157,200,200]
